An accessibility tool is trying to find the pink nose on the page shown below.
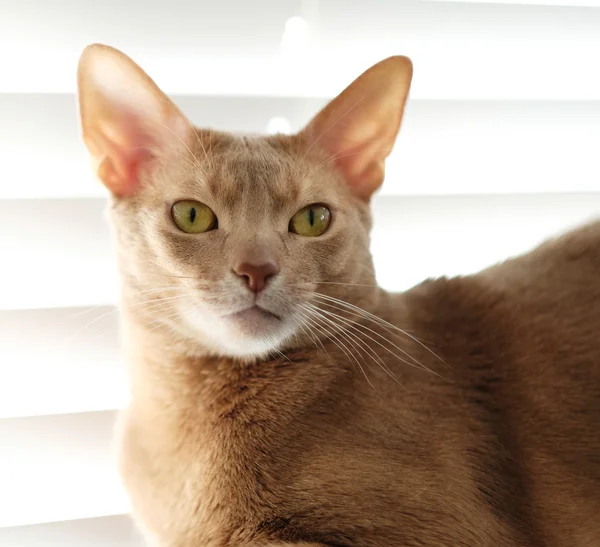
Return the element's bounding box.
[234,261,279,293]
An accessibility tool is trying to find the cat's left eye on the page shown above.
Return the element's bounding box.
[171,200,217,234]
[289,204,331,237]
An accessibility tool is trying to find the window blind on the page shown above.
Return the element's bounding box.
[1,0,599,543]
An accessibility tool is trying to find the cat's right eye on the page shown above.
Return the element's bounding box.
[171,200,217,234]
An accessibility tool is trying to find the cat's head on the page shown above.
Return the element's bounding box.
[77,44,412,360]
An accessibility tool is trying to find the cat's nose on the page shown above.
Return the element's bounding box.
[234,261,280,293]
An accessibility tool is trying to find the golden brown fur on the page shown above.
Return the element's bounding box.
[77,45,600,546]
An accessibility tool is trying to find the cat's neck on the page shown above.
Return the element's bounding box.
[121,285,411,409]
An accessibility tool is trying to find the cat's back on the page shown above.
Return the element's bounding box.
[405,218,600,375]
[403,219,600,546]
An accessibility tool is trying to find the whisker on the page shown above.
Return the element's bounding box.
[313,281,381,288]
[293,314,328,356]
[305,306,396,383]
[69,304,114,318]
[302,304,396,389]
[312,294,422,366]
[273,348,292,363]
[134,285,191,293]
[313,293,447,365]
[129,294,185,310]
[309,303,435,380]
[295,307,357,368]
[68,307,120,341]
[299,305,380,393]
[127,273,205,281]
[143,307,187,333]
[135,302,183,320]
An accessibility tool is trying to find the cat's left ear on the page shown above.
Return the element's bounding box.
[77,44,193,197]
[300,56,413,201]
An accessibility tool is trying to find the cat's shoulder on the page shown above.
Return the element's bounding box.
[480,217,600,294]
[401,218,600,334]
[516,217,600,268]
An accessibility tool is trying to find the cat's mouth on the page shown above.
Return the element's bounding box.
[226,305,281,322]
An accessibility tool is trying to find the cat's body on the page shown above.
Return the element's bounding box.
[76,45,600,545]
[118,219,600,547]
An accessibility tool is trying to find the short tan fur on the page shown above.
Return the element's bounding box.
[77,44,600,546]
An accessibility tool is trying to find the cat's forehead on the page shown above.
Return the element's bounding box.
[179,133,338,215]
[211,137,301,212]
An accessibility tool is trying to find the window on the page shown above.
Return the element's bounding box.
[1,0,599,543]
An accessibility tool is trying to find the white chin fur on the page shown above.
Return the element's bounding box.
[181,305,297,360]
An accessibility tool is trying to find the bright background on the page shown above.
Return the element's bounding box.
[1,0,600,544]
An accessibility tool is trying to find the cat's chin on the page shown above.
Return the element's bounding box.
[181,304,297,360]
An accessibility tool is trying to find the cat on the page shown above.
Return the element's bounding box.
[77,44,600,546]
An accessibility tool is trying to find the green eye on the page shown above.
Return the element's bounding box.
[171,200,217,234]
[289,204,331,237]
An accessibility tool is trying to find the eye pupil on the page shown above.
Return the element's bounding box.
[289,204,331,237]
[171,200,217,234]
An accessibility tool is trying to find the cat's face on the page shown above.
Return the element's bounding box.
[78,44,412,359]
[112,132,373,358]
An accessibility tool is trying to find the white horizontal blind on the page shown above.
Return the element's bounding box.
[3,0,600,99]
[426,0,600,6]
[1,0,599,544]
[4,96,600,201]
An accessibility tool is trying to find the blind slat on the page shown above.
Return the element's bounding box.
[2,95,600,200]
[2,0,600,99]
[0,515,141,547]
[0,412,127,527]
[0,198,116,311]
[0,308,125,419]
[425,0,600,6]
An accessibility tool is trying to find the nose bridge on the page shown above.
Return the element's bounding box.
[231,231,281,293]
[231,200,280,262]
[232,229,278,264]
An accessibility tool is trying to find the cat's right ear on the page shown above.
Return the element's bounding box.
[77,44,193,197]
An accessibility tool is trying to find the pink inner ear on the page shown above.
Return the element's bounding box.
[97,146,153,197]
[317,125,392,202]
[91,110,158,197]
[300,56,412,202]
